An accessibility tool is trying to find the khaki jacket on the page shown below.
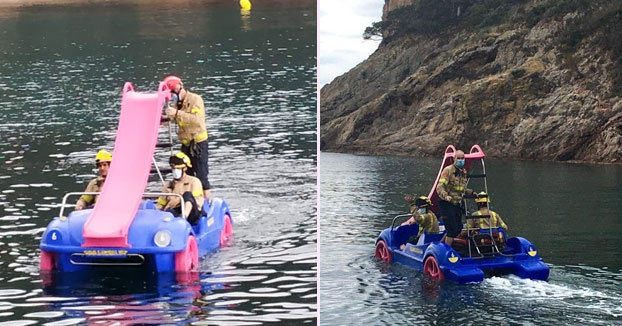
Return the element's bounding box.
[467,209,508,230]
[409,205,440,237]
[76,176,105,209]
[156,174,204,210]
[168,91,208,145]
[436,164,472,204]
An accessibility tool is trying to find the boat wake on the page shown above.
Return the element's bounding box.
[483,265,622,319]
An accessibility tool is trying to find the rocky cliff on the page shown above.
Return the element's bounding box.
[321,0,622,163]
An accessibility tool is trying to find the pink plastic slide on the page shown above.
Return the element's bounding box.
[82,82,169,248]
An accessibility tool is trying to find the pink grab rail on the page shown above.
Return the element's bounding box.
[82,82,169,248]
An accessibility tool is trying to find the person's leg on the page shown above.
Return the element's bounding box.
[440,200,459,246]
[182,191,202,225]
[448,204,464,246]
[165,207,182,217]
[181,144,193,175]
[189,141,211,201]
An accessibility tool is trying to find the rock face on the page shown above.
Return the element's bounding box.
[320,4,622,163]
[382,0,416,19]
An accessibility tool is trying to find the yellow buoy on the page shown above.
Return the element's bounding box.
[240,0,252,10]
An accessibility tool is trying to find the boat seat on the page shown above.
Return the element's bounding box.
[393,224,419,248]
[417,232,444,245]
[452,231,506,257]
[138,200,156,210]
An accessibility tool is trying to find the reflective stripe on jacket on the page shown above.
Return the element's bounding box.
[436,164,471,204]
[156,174,204,210]
[469,210,508,230]
[76,176,105,209]
[169,91,208,145]
[409,205,440,237]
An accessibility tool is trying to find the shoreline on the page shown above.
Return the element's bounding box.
[320,149,622,165]
[0,0,316,6]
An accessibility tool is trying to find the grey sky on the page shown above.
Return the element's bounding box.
[319,0,383,87]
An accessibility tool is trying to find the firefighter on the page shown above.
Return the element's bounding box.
[75,150,112,210]
[468,192,508,231]
[436,150,475,247]
[156,152,206,225]
[400,194,440,250]
[163,75,211,202]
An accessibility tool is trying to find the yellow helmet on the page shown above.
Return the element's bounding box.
[169,152,192,168]
[95,150,112,163]
[475,191,490,203]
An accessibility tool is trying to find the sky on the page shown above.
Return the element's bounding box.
[319,0,384,87]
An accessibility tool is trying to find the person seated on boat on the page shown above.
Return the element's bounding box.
[436,150,476,247]
[460,192,508,245]
[75,150,112,210]
[400,195,439,250]
[155,152,207,225]
[468,192,508,231]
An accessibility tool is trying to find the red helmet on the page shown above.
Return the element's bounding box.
[163,75,182,91]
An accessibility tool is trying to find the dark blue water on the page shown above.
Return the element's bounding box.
[0,1,316,324]
[320,151,622,325]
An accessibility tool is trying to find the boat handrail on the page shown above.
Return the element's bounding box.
[390,213,414,231]
[59,192,186,219]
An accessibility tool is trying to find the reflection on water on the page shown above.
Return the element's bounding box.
[0,0,316,324]
[320,152,622,325]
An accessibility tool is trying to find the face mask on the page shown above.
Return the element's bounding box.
[418,208,426,214]
[167,92,180,108]
[172,168,183,179]
[456,159,465,168]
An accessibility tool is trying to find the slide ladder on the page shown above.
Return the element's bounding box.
[82,82,169,247]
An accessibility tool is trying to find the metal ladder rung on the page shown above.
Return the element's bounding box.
[156,143,173,148]
[151,167,172,174]
[466,214,490,220]
[467,173,486,178]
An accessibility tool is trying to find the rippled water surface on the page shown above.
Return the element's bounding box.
[0,1,317,324]
[320,152,622,325]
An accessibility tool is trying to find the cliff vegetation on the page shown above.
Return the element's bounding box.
[321,0,622,162]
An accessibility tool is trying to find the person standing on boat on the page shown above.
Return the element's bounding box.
[400,195,440,250]
[163,75,211,202]
[75,150,112,210]
[156,152,206,225]
[436,150,475,247]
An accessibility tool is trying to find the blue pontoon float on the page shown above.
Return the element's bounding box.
[375,145,549,283]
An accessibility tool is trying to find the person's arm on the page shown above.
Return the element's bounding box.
[496,212,508,231]
[191,178,204,207]
[436,167,451,201]
[407,205,423,225]
[156,196,167,210]
[156,182,173,210]
[75,179,96,210]
[174,97,205,128]
[165,196,181,210]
